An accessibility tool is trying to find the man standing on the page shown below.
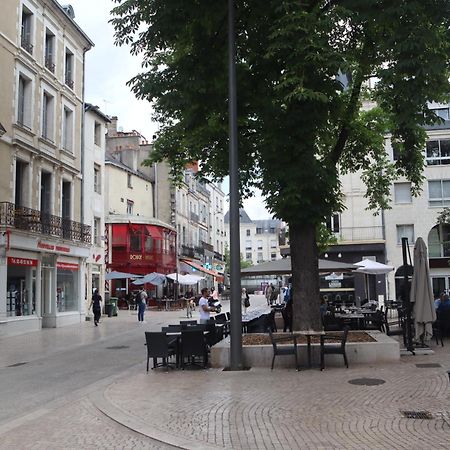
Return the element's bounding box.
[138,287,148,323]
[199,287,216,324]
[265,284,273,306]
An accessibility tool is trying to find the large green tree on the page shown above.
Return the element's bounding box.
[111,0,450,330]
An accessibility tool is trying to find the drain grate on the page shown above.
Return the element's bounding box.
[223,366,251,371]
[348,378,385,386]
[105,345,130,350]
[8,362,27,367]
[401,410,434,420]
[415,363,441,368]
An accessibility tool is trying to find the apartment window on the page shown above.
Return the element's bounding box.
[270,227,276,234]
[17,74,32,128]
[44,29,55,72]
[21,7,33,54]
[126,199,134,215]
[257,240,263,250]
[257,252,263,263]
[62,107,73,152]
[246,229,250,236]
[42,91,54,141]
[270,240,277,249]
[93,217,101,245]
[246,253,252,260]
[127,173,132,188]
[397,224,414,245]
[428,180,450,207]
[256,228,262,234]
[428,224,450,258]
[94,122,101,146]
[326,214,340,233]
[271,253,276,260]
[94,164,101,193]
[65,49,74,88]
[426,139,450,166]
[394,182,412,204]
[245,240,252,250]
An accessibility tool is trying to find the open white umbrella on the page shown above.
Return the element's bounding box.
[411,237,436,343]
[132,272,166,286]
[167,273,204,285]
[105,271,142,280]
[354,259,394,301]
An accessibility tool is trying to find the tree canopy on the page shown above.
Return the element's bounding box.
[111,0,450,329]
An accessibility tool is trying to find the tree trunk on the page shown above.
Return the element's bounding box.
[289,221,321,331]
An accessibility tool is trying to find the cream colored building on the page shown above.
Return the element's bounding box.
[0,0,93,336]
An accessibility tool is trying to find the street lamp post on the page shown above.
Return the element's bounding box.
[228,0,243,370]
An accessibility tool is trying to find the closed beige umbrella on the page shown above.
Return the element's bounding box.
[411,237,436,343]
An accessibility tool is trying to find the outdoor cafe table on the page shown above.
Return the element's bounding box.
[166,329,210,368]
[293,330,326,368]
[242,307,271,333]
[335,312,365,329]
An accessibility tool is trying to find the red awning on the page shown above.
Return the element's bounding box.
[145,225,163,240]
[181,259,219,278]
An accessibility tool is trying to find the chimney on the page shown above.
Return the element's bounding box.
[107,116,118,136]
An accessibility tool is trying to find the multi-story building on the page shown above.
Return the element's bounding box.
[225,209,284,266]
[0,1,93,336]
[83,104,109,313]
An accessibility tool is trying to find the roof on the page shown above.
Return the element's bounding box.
[85,103,111,123]
[241,257,356,276]
[253,219,281,230]
[224,208,253,224]
[105,154,152,182]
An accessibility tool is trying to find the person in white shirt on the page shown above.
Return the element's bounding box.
[199,287,217,324]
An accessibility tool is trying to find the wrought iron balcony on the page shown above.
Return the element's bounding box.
[44,56,55,73]
[214,251,224,261]
[21,36,33,54]
[0,202,91,244]
[65,77,74,89]
[181,244,195,258]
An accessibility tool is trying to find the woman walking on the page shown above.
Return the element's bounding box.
[90,289,102,326]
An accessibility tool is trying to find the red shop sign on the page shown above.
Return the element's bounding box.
[8,257,38,267]
[57,262,79,271]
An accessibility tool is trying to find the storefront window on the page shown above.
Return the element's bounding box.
[57,268,78,312]
[7,260,36,317]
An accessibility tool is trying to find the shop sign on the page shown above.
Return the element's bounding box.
[57,262,79,271]
[8,257,38,267]
[329,280,342,288]
[130,254,142,260]
[37,240,70,253]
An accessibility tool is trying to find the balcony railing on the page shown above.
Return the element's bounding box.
[181,244,195,258]
[21,36,33,54]
[214,251,224,261]
[44,56,55,73]
[190,211,199,222]
[0,202,91,244]
[65,77,74,89]
[336,226,384,242]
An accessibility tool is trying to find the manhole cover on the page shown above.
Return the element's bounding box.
[348,378,385,386]
[415,363,441,368]
[105,346,130,350]
[7,362,27,367]
[401,410,433,420]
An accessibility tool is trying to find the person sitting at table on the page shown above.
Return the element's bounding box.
[437,294,450,312]
[199,287,218,324]
[434,292,445,310]
[320,298,328,317]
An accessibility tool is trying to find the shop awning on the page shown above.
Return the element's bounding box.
[145,225,163,240]
[181,259,219,278]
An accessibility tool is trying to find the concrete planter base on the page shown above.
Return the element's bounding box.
[210,331,400,368]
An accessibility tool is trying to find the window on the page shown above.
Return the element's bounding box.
[326,214,340,233]
[127,173,132,188]
[431,108,449,120]
[246,229,250,236]
[245,240,252,250]
[257,252,263,263]
[65,48,74,88]
[270,227,276,234]
[42,91,54,141]
[94,121,101,146]
[93,217,101,245]
[21,7,33,54]
[396,224,414,245]
[44,29,55,72]
[246,252,252,260]
[270,240,277,249]
[62,106,73,152]
[130,231,141,251]
[17,74,32,128]
[428,180,450,207]
[94,164,101,193]
[394,182,412,204]
[256,228,262,234]
[271,253,276,260]
[257,240,263,250]
[426,139,450,166]
[428,224,450,258]
[126,199,134,215]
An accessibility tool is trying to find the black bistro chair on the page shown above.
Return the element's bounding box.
[268,328,299,371]
[181,330,209,369]
[433,309,450,346]
[145,332,177,372]
[320,327,349,371]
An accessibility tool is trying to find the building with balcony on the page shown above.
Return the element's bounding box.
[0,0,93,335]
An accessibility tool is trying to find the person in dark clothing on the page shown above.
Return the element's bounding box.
[90,289,102,326]
[282,285,293,332]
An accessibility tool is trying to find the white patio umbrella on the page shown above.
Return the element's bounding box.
[132,272,166,286]
[354,259,394,301]
[166,273,204,285]
[411,237,436,343]
[105,271,142,280]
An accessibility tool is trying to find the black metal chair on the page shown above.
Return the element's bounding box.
[433,309,450,346]
[268,328,299,371]
[215,313,229,337]
[181,330,208,369]
[180,320,197,326]
[363,310,384,331]
[162,324,182,332]
[322,313,343,331]
[320,327,349,371]
[383,308,404,337]
[145,331,177,372]
[265,309,277,332]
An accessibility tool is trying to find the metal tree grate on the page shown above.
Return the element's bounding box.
[401,410,434,420]
[415,363,442,368]
[105,345,130,350]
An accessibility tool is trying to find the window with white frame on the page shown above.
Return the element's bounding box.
[21,6,33,54]
[126,199,134,215]
[64,48,74,88]
[42,91,54,141]
[245,240,252,250]
[257,252,263,263]
[94,164,101,193]
[270,240,277,248]
[94,121,101,146]
[93,217,101,245]
[426,139,450,166]
[394,182,412,204]
[62,106,73,152]
[396,224,414,245]
[44,29,55,72]
[246,252,252,260]
[271,253,276,260]
[17,74,32,128]
[127,173,132,188]
[246,229,250,236]
[257,240,263,250]
[326,213,340,232]
[428,180,450,207]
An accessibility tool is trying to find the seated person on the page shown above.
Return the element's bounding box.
[320,298,328,317]
[437,294,450,312]
[435,292,445,310]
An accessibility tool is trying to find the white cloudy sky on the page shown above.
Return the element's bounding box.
[71,0,271,220]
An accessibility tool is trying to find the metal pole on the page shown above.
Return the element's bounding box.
[401,237,414,353]
[228,0,242,370]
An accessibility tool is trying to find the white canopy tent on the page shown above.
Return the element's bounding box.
[354,259,394,303]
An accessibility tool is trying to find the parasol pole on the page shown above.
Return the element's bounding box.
[401,237,414,353]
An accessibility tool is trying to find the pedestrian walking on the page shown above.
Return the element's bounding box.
[242,288,250,314]
[265,284,273,306]
[90,289,102,326]
[137,287,148,323]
